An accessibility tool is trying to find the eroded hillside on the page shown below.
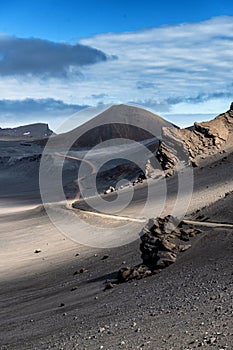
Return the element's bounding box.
[157,103,233,175]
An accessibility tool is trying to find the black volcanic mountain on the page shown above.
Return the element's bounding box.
[0,123,53,140]
[47,104,176,148]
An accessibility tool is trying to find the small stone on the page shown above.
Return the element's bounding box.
[130,270,140,279]
[98,327,105,333]
[70,286,78,291]
[178,244,191,252]
[34,249,41,254]
[104,186,115,194]
[59,303,65,307]
[207,337,216,344]
[101,255,109,260]
[79,268,88,273]
[118,267,132,282]
[104,282,114,291]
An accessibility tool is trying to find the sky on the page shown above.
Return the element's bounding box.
[0,0,233,130]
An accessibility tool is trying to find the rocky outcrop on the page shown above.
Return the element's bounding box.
[156,103,233,173]
[145,159,164,179]
[140,216,200,270]
[156,126,190,176]
[118,215,201,282]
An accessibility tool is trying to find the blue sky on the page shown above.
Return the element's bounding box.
[0,0,233,129]
[2,1,233,41]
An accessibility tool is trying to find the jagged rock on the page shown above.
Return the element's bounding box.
[140,216,204,268]
[70,286,78,291]
[156,126,190,176]
[185,228,198,237]
[145,159,162,179]
[101,255,109,260]
[156,251,177,268]
[118,265,152,282]
[156,104,233,174]
[118,215,203,283]
[145,158,164,179]
[104,282,114,291]
[118,267,133,282]
[79,267,88,274]
[178,244,192,252]
[180,230,190,241]
[160,239,176,252]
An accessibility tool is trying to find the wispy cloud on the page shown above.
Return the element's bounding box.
[91,93,109,99]
[0,16,233,127]
[79,16,233,109]
[134,91,233,110]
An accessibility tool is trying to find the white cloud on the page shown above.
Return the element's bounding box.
[79,16,233,107]
[0,16,233,127]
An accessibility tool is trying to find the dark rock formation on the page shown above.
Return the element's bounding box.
[140,216,201,270]
[118,215,202,282]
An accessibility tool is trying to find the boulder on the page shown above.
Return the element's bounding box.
[104,186,115,194]
[178,244,191,252]
[118,265,152,282]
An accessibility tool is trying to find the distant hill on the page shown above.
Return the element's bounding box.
[0,123,54,140]
[46,104,176,148]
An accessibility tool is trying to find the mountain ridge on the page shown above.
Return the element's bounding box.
[0,122,54,140]
[156,102,233,176]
